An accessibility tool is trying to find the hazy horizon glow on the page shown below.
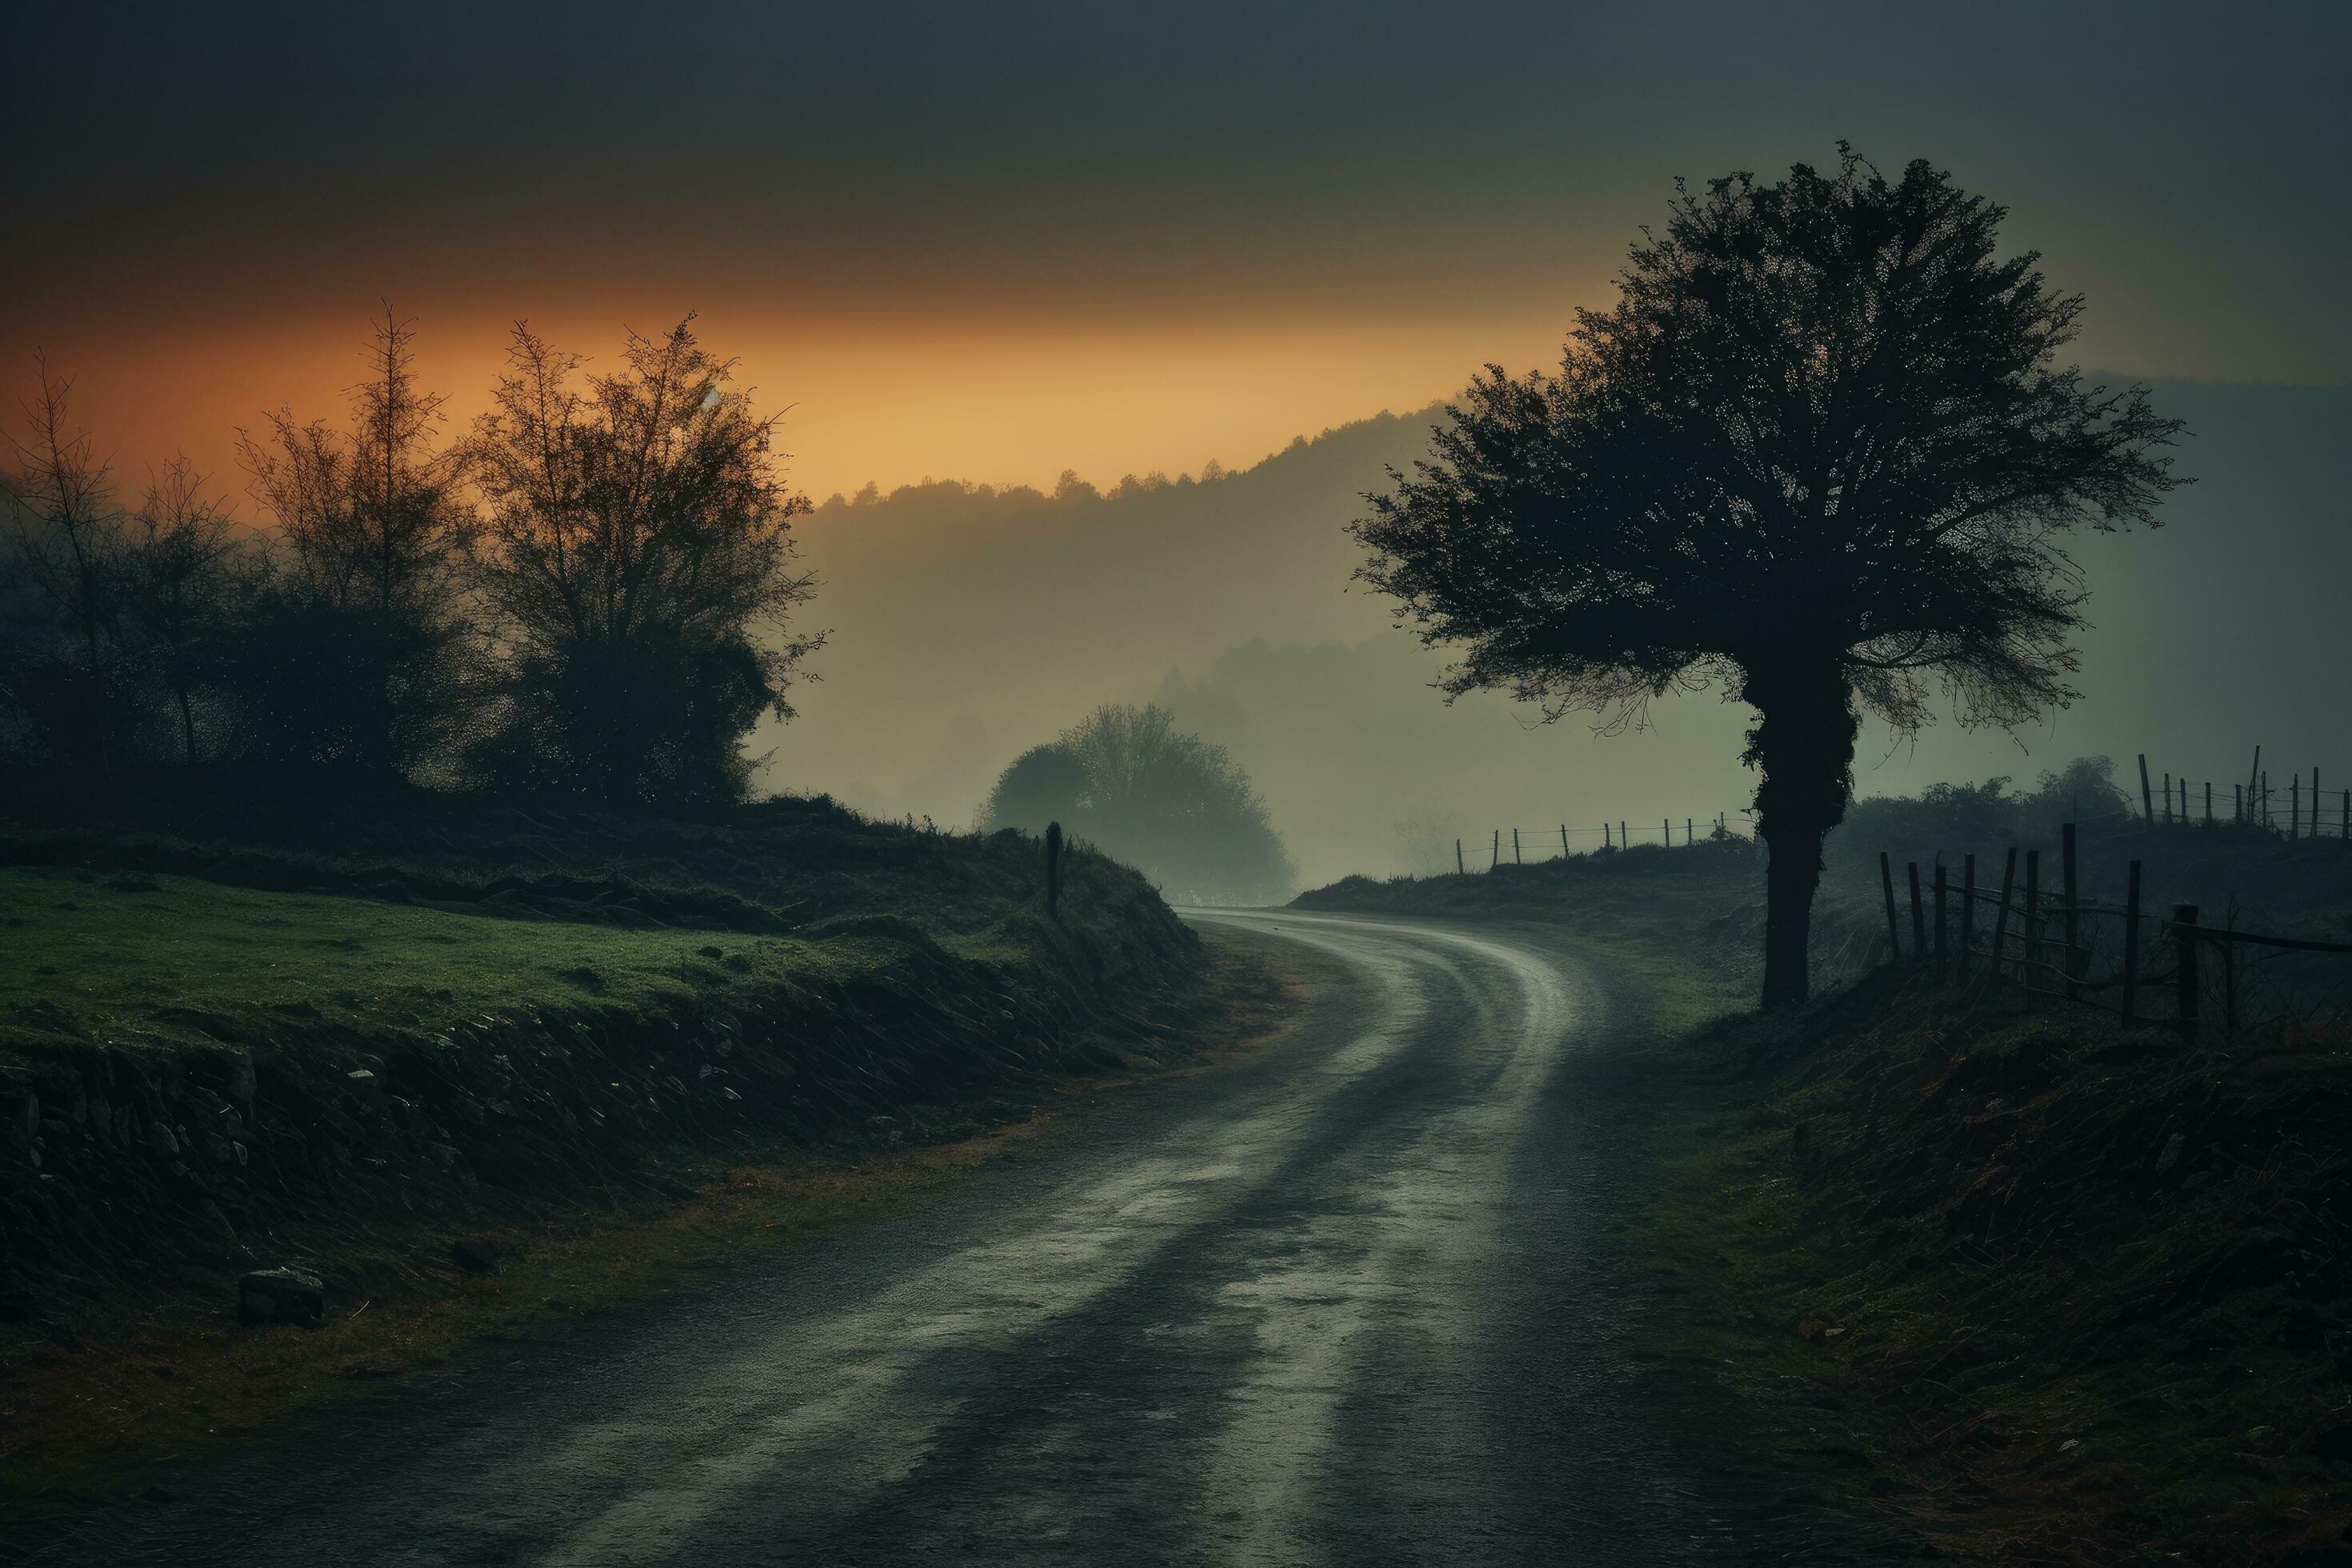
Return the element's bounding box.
[10,2,2348,507]
[1,308,1582,509]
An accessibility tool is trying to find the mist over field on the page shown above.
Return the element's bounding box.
[766,379,2352,890]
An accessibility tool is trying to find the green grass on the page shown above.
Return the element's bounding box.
[0,866,886,1056]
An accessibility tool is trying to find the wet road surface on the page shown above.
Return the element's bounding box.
[14,910,1741,1566]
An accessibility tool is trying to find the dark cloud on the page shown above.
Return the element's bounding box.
[15,2,2350,376]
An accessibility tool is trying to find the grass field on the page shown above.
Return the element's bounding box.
[1,866,891,1058]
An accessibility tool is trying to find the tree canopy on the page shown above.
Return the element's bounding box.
[466,316,824,807]
[1354,150,2186,1004]
[4,310,824,815]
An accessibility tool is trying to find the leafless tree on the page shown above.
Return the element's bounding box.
[237,305,475,782]
[1047,703,1294,903]
[127,455,241,769]
[2,354,131,774]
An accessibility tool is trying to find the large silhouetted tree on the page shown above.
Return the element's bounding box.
[467,316,823,807]
[1353,150,2186,1006]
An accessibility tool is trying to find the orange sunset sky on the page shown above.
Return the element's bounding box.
[8,2,2347,507]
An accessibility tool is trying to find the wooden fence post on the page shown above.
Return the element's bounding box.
[1602,822,1611,850]
[1881,852,1902,965]
[1990,848,2019,986]
[2343,787,2349,841]
[2204,782,2211,826]
[2292,773,2300,839]
[2222,929,2238,1037]
[2022,848,2042,1007]
[1045,821,1064,920]
[2179,776,2188,822]
[1513,827,1522,865]
[1908,861,1927,970]
[2121,859,2142,1023]
[1933,862,1949,986]
[2062,822,2080,998]
[2174,903,2200,1041]
[1561,824,1570,857]
[1620,821,1627,851]
[1958,854,1977,982]
[2138,754,2154,822]
[1455,838,1465,876]
[2163,771,2172,825]
[1686,817,1694,846]
[1491,829,1500,869]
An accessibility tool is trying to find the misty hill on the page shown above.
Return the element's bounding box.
[764,411,1423,828]
[762,381,2352,892]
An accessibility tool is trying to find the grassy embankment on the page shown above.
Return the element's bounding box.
[0,795,1283,1518]
[1295,829,2352,1562]
[2,864,888,1048]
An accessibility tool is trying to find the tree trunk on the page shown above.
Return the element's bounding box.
[1743,658,1861,1009]
[177,682,199,771]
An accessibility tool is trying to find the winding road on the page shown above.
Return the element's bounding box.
[16,910,1745,1566]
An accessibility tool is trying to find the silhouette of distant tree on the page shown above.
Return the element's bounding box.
[982,743,1089,834]
[1049,703,1293,904]
[467,316,823,808]
[237,306,476,783]
[2,354,133,776]
[126,455,240,770]
[1354,150,2187,1006]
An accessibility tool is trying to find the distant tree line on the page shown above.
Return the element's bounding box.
[983,703,1294,905]
[0,309,822,814]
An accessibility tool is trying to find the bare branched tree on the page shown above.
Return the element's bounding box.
[2,354,131,774]
[1052,703,1294,904]
[1391,797,1456,878]
[236,305,475,782]
[1354,150,2188,1006]
[127,455,240,769]
[467,315,824,806]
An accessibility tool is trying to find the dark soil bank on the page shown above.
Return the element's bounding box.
[0,798,1210,1324]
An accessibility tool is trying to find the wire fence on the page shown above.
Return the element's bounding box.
[1878,822,2352,1042]
[2136,750,2352,839]
[1453,812,1754,871]
[1451,747,2349,876]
